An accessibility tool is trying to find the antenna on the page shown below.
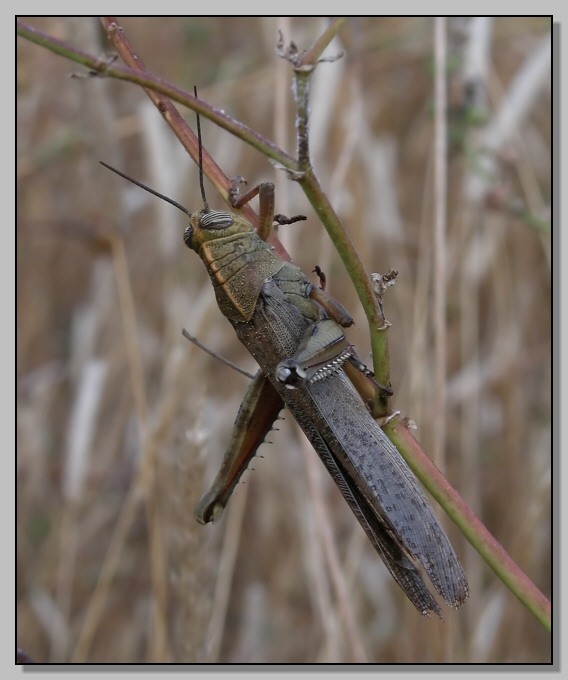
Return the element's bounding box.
[100,87,210,218]
[99,161,191,217]
[194,85,209,212]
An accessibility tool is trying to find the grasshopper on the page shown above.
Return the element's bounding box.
[100,123,469,619]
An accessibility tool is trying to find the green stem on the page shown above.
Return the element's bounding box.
[17,19,296,172]
[299,171,391,415]
[296,18,347,68]
[385,419,551,631]
[18,18,551,631]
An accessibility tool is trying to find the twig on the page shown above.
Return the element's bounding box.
[276,29,391,416]
[18,17,551,633]
[385,419,551,632]
[16,19,296,200]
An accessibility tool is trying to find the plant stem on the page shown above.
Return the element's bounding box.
[18,17,551,632]
[17,19,296,171]
[386,419,551,632]
[298,170,391,415]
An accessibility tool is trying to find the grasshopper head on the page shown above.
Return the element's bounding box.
[98,161,255,255]
[183,208,253,252]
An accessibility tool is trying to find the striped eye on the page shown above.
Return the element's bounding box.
[183,225,193,249]
[199,210,234,230]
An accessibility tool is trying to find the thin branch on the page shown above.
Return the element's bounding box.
[17,19,296,173]
[272,27,392,415]
[18,17,551,632]
[385,419,551,632]
[294,69,311,170]
[297,171,391,416]
[99,17,249,220]
[295,18,347,69]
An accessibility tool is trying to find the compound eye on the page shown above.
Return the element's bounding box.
[183,225,193,248]
[199,210,234,230]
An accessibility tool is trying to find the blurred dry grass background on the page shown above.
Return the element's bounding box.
[17,17,551,663]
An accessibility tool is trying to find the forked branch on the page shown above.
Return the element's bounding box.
[17,16,551,632]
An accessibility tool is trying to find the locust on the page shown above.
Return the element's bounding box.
[100,121,469,619]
